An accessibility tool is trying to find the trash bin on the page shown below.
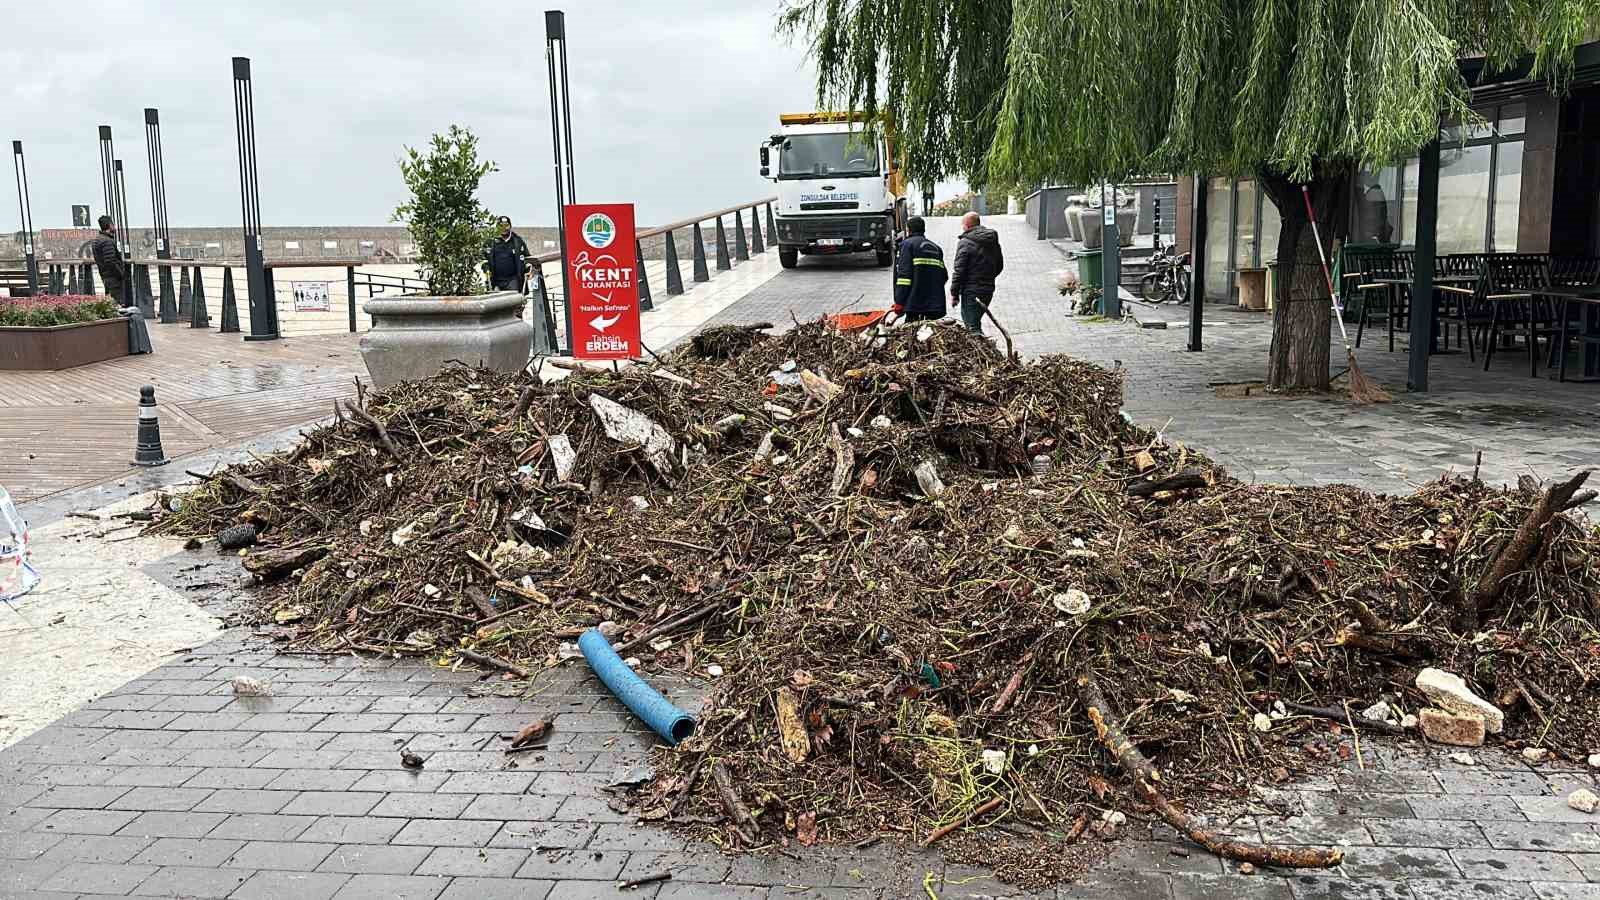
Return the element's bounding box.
[1077,250,1103,289]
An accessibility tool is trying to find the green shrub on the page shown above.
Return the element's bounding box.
[394,125,497,296]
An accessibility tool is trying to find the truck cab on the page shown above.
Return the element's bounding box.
[761,112,906,269]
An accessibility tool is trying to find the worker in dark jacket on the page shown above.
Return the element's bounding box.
[483,216,532,292]
[91,215,127,300]
[892,217,946,322]
[950,211,1004,334]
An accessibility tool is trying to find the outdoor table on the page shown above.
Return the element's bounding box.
[1540,285,1600,382]
[1367,274,1478,353]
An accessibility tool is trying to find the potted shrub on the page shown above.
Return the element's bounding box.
[360,125,534,388]
[0,294,129,370]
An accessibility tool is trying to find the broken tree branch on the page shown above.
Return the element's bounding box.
[711,761,760,845]
[1470,470,1591,614]
[1128,470,1213,498]
[456,648,531,679]
[922,796,1004,847]
[1078,671,1343,868]
[1280,700,1408,735]
[342,401,401,458]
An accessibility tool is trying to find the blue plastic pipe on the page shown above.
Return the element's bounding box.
[577,628,697,746]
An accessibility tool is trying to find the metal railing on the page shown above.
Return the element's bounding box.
[528,196,778,352]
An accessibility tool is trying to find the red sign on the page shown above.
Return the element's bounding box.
[563,202,640,360]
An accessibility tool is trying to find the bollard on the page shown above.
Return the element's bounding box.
[136,265,155,318]
[691,223,710,283]
[131,385,169,467]
[635,239,653,312]
[67,267,81,295]
[766,203,777,244]
[663,231,685,296]
[83,264,95,296]
[158,267,176,322]
[219,268,241,333]
[178,267,192,319]
[750,206,765,254]
[714,216,732,271]
[190,268,211,328]
[734,211,749,262]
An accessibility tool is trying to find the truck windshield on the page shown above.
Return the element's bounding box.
[778,133,880,179]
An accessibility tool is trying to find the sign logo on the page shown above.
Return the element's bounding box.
[563,203,639,361]
[580,213,616,249]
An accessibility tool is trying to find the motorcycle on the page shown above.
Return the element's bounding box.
[1138,244,1191,304]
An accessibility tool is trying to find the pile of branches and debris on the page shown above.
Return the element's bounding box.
[151,318,1600,887]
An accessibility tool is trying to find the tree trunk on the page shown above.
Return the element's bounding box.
[1260,172,1351,392]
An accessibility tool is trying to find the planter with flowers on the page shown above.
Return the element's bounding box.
[0,295,129,370]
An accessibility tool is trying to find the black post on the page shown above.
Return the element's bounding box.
[545,10,574,352]
[113,159,134,308]
[766,203,776,243]
[68,266,80,295]
[749,206,764,254]
[178,266,192,319]
[98,126,115,226]
[1037,185,1048,240]
[664,231,684,295]
[190,267,210,328]
[135,265,154,317]
[691,222,710,283]
[714,216,731,271]
[734,211,749,262]
[1407,139,1441,393]
[220,268,240,333]
[233,57,277,341]
[346,265,357,332]
[83,263,95,295]
[158,263,177,323]
[143,110,173,314]
[11,141,39,293]
[636,239,653,312]
[1101,182,1121,319]
[1188,175,1207,352]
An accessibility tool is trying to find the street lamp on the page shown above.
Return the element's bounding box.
[11,141,38,293]
[232,56,277,340]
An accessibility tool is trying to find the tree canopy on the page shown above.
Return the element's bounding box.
[780,0,1600,188]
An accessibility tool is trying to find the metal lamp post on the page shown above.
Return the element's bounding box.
[98,126,116,226]
[11,141,38,293]
[113,159,134,306]
[232,57,277,340]
[545,9,578,351]
[144,108,175,316]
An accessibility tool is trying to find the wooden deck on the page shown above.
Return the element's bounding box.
[0,324,365,502]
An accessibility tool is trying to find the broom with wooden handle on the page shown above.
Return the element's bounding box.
[1300,185,1390,404]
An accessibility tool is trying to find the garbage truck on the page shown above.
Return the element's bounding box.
[760,111,907,268]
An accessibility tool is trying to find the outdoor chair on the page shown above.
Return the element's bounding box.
[1435,253,1489,358]
[1355,250,1412,352]
[1481,253,1562,377]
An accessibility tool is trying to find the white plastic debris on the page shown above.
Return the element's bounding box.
[1401,714,1419,729]
[598,621,622,638]
[1101,809,1127,826]
[1521,747,1551,765]
[0,484,40,605]
[1448,751,1477,766]
[1031,454,1052,477]
[870,415,892,430]
[846,427,865,439]
[548,434,577,482]
[916,325,934,343]
[649,637,673,652]
[590,394,678,477]
[390,522,418,547]
[1588,752,1600,769]
[625,657,642,669]
[230,676,273,697]
[627,496,650,511]
[1253,713,1273,732]
[980,749,1007,775]
[421,584,440,598]
[358,519,373,537]
[779,359,797,373]
[557,642,582,661]
[981,483,998,493]
[706,664,724,678]
[1052,589,1092,615]
[914,460,946,498]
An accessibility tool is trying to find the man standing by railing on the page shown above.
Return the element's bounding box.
[91,216,126,301]
[483,216,531,293]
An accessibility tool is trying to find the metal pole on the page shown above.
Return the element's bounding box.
[143,109,171,261]
[545,10,573,352]
[11,141,39,292]
[98,126,115,223]
[1101,181,1121,319]
[1407,139,1441,392]
[114,160,134,306]
[554,11,576,202]
[1188,175,1207,352]
[233,56,276,341]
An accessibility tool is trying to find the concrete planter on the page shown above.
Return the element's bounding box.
[0,318,130,370]
[359,291,534,388]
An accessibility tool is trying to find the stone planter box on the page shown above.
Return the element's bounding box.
[0,318,130,370]
[359,291,535,388]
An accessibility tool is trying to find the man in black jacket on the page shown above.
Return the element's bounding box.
[483,216,532,293]
[892,216,946,322]
[950,211,1004,334]
[91,215,127,300]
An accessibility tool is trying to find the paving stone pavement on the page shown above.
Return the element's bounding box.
[699,214,1600,499]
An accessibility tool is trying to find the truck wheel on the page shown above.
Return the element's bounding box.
[779,247,798,269]
[875,247,893,267]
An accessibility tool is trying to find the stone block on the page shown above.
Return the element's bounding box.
[1419,707,1486,747]
[1416,668,1504,733]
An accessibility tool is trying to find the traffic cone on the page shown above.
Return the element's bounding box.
[132,385,170,467]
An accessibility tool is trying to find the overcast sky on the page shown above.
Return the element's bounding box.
[3,1,964,230]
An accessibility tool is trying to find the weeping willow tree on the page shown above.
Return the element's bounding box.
[780,0,1599,390]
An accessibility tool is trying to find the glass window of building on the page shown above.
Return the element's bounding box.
[1204,177,1231,302]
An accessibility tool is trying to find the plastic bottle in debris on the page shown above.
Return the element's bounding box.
[0,484,41,604]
